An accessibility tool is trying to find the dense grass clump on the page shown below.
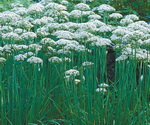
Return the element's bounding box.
[0,0,150,124]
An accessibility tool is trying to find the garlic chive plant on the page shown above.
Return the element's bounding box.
[0,0,150,124]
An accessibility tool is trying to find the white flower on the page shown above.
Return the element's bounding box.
[11,19,33,29]
[65,69,79,77]
[109,13,123,19]
[96,88,107,93]
[24,52,35,57]
[135,21,150,28]
[142,39,150,45]
[63,57,71,62]
[112,27,131,36]
[121,47,133,55]
[120,18,133,26]
[27,56,43,64]
[75,45,87,52]
[28,3,44,14]
[39,0,53,5]
[82,0,94,3]
[125,14,139,21]
[88,20,106,28]
[48,56,62,63]
[77,22,97,32]
[45,2,66,11]
[82,11,95,17]
[57,49,71,55]
[47,46,56,53]
[44,9,59,19]
[61,0,69,6]
[69,10,82,19]
[74,3,90,11]
[127,22,150,34]
[120,47,150,61]
[122,30,145,43]
[116,55,128,61]
[2,32,21,41]
[47,23,68,32]
[28,44,42,52]
[74,31,93,40]
[10,2,24,8]
[0,57,6,63]
[36,27,50,37]
[52,30,74,40]
[2,45,13,53]
[98,25,112,33]
[110,34,122,41]
[91,38,112,47]
[56,39,77,47]
[0,11,21,24]
[98,83,109,88]
[97,4,115,13]
[87,36,101,43]
[82,61,94,66]
[75,79,80,84]
[14,28,26,34]
[11,7,28,16]
[24,16,34,22]
[63,43,79,51]
[14,54,27,61]
[0,26,13,33]
[21,32,37,40]
[40,38,56,46]
[33,16,54,26]
[0,47,3,52]
[88,14,101,20]
[17,45,28,50]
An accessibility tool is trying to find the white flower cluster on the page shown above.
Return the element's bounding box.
[82,61,94,66]
[27,56,43,64]
[120,14,139,26]
[109,13,123,19]
[125,14,139,21]
[48,56,62,63]
[98,25,112,33]
[28,3,45,14]
[21,32,37,40]
[88,14,101,20]
[74,3,90,11]
[0,0,149,72]
[11,7,28,16]
[45,2,66,11]
[33,16,54,26]
[0,57,6,63]
[40,38,56,46]
[91,38,112,47]
[65,69,79,78]
[96,83,109,93]
[2,32,21,41]
[97,4,116,13]
[116,48,150,62]
[82,0,94,3]
[0,11,21,24]
[14,54,27,61]
[11,19,33,29]
[52,30,74,39]
[69,10,82,19]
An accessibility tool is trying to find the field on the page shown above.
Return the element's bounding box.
[0,0,150,124]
